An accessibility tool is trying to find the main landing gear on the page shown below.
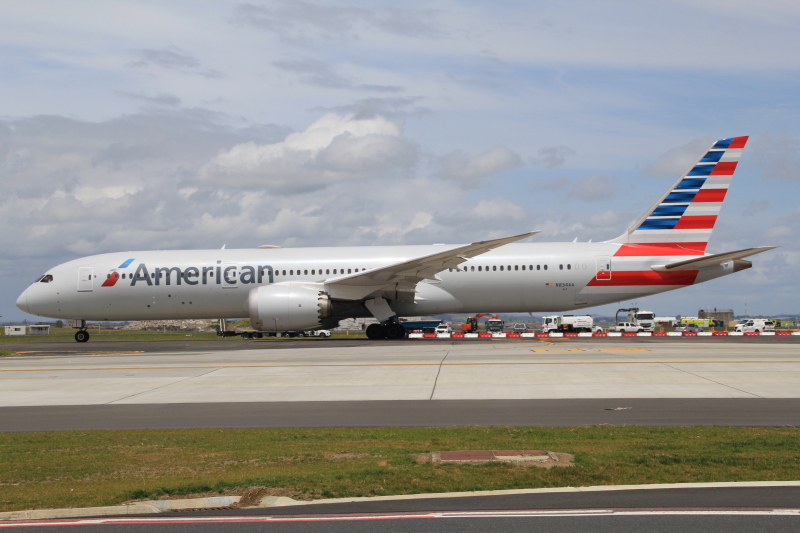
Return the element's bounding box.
[366,322,406,340]
[74,330,90,343]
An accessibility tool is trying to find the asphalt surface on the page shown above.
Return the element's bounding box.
[3,335,800,356]
[4,487,800,532]
[2,397,799,431]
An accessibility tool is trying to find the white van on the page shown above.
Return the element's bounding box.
[735,319,775,333]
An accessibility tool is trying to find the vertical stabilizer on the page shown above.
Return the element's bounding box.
[609,136,748,252]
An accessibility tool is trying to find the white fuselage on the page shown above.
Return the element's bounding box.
[17,242,735,324]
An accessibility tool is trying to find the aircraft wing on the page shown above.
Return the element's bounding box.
[653,246,777,271]
[324,231,539,300]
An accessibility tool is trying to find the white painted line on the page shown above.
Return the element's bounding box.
[408,333,424,338]
[437,334,452,338]
[549,333,564,338]
[492,333,507,338]
[762,332,776,336]
[464,333,479,338]
[637,332,652,337]
[578,332,593,337]
[607,332,622,337]
[667,332,682,336]
[520,333,536,338]
[729,331,743,336]
[697,332,713,336]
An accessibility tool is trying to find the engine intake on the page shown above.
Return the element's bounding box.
[248,284,332,332]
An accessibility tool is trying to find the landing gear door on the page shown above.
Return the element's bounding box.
[596,256,611,281]
[78,267,93,292]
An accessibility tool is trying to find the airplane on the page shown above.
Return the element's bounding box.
[17,136,775,342]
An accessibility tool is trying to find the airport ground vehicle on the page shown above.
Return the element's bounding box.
[434,324,453,334]
[609,322,643,333]
[460,314,499,332]
[18,136,777,343]
[541,315,601,333]
[615,308,656,332]
[486,318,505,333]
[674,323,704,333]
[735,319,775,333]
[512,323,529,333]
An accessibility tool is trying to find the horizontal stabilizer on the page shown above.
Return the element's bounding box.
[652,246,777,271]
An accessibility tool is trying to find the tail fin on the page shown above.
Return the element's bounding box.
[609,136,749,252]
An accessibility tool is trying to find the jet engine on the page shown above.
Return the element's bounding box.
[248,284,332,332]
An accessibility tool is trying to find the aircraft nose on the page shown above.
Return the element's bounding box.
[16,289,29,314]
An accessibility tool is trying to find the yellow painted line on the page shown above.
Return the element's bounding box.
[3,360,800,372]
[531,348,584,352]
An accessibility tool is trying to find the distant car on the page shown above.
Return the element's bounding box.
[609,322,643,333]
[306,329,332,338]
[735,319,775,333]
[512,323,529,333]
[674,323,703,333]
[434,324,453,334]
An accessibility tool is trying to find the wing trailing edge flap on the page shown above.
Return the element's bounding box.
[652,246,777,271]
[325,230,540,301]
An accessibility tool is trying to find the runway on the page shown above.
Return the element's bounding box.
[1,338,800,429]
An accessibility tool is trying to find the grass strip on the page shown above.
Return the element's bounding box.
[0,350,14,357]
[1,426,798,512]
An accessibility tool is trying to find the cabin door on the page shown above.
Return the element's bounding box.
[77,267,93,292]
[595,256,611,281]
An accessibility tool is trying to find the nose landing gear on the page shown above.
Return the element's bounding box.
[74,330,90,343]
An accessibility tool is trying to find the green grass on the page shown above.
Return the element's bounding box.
[0,350,14,356]
[1,426,798,512]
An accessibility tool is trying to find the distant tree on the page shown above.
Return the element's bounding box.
[55,320,63,328]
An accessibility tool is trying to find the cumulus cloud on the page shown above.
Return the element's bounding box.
[743,200,769,217]
[273,58,402,92]
[535,176,570,192]
[233,2,443,45]
[646,139,714,177]
[569,174,617,201]
[529,146,575,169]
[748,132,800,182]
[471,197,527,221]
[436,146,522,187]
[127,47,223,78]
[199,113,419,194]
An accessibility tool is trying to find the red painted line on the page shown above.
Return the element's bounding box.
[587,270,698,286]
[614,243,707,256]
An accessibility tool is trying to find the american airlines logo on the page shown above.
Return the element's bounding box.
[101,258,135,287]
[102,260,274,287]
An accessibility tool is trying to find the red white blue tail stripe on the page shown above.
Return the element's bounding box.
[613,136,748,251]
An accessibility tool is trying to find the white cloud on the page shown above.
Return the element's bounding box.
[471,197,527,221]
[646,139,714,177]
[199,113,419,194]
[569,174,618,202]
[436,146,522,187]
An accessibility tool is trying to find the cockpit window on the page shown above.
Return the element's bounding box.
[35,274,54,283]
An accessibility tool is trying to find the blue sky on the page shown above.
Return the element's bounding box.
[1,0,799,322]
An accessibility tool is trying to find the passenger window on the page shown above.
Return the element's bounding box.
[515,265,518,271]
[567,264,571,270]
[304,270,308,275]
[122,274,126,279]
[522,265,526,271]
[500,266,504,271]
[478,266,482,271]
[544,265,548,270]
[334,269,338,274]
[471,266,475,271]
[326,269,330,274]
[507,265,511,271]
[492,266,496,271]
[107,274,111,279]
[282,270,286,275]
[559,264,563,270]
[348,269,351,274]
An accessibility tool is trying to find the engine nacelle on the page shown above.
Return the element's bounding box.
[248,283,332,332]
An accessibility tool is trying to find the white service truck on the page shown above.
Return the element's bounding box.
[542,315,602,333]
[615,308,656,332]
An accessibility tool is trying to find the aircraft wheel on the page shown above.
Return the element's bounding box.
[366,324,387,340]
[74,330,90,343]
[385,324,406,339]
